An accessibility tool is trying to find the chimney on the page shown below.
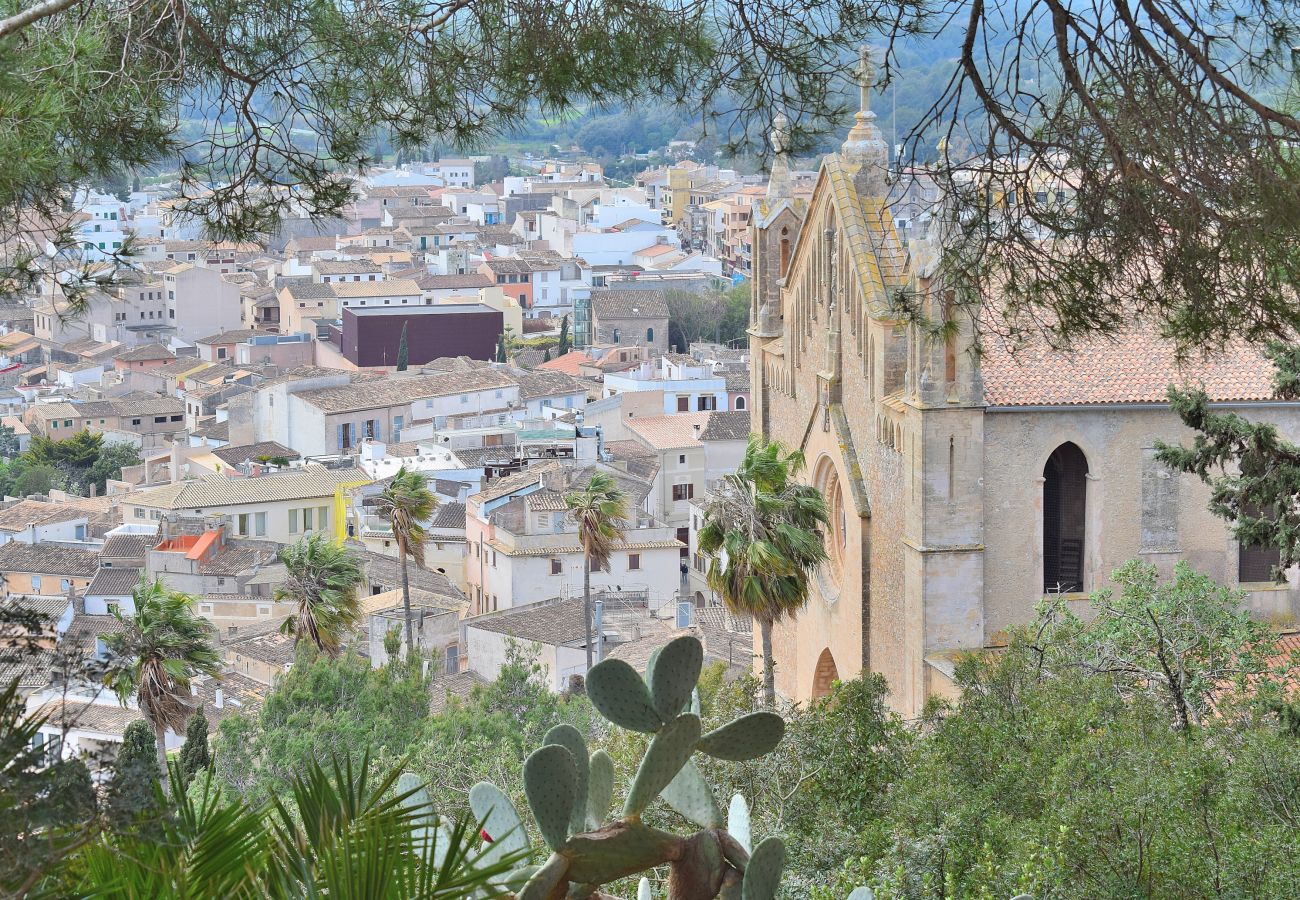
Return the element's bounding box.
[214,688,224,709]
[692,423,702,439]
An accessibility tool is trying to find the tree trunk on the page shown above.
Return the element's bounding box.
[583,556,594,671]
[153,719,170,798]
[760,617,776,706]
[400,544,414,658]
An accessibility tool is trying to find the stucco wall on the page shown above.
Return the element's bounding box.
[982,404,1300,637]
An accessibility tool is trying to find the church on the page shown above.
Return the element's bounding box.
[748,53,1300,715]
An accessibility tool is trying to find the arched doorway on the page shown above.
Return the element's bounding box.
[812,648,840,699]
[1043,442,1088,593]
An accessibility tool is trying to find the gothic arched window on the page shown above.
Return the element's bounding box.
[1043,442,1088,593]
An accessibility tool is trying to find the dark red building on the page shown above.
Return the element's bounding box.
[340,304,503,367]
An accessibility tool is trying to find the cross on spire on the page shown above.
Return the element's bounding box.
[856,46,876,116]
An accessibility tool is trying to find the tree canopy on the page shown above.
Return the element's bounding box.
[7,0,1297,350]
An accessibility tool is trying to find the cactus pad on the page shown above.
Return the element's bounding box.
[518,852,568,900]
[697,712,785,760]
[644,646,663,689]
[638,877,654,900]
[847,889,875,900]
[649,635,704,721]
[741,836,787,900]
[469,781,529,863]
[544,723,591,835]
[624,713,702,818]
[728,793,751,853]
[587,658,665,733]
[660,757,723,828]
[524,744,578,851]
[587,749,616,829]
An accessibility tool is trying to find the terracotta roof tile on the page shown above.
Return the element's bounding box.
[625,412,712,450]
[981,328,1278,407]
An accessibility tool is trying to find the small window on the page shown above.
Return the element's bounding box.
[550,558,562,575]
[131,418,141,426]
[289,508,300,533]
[678,454,687,465]
[677,395,689,412]
[154,416,166,423]
[199,603,214,615]
[1239,505,1282,583]
[672,483,694,501]
[628,553,641,571]
[106,602,120,616]
[646,327,654,342]
[134,508,145,519]
[30,576,40,591]
[170,415,182,422]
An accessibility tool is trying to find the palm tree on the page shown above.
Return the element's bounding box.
[275,533,365,657]
[102,578,221,796]
[68,756,524,897]
[564,472,628,670]
[375,467,437,656]
[698,437,829,705]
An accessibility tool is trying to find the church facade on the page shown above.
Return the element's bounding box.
[749,57,1300,714]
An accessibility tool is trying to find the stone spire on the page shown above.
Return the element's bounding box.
[767,112,792,201]
[841,46,889,197]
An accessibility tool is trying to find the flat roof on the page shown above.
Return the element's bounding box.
[346,303,498,317]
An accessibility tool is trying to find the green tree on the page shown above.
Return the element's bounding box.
[495,330,508,363]
[105,719,163,828]
[413,643,597,819]
[178,711,211,785]
[213,648,432,806]
[542,346,551,363]
[1157,343,1300,572]
[563,472,627,671]
[718,282,752,346]
[395,322,409,372]
[557,314,571,356]
[27,430,102,470]
[0,421,19,458]
[698,437,828,704]
[275,534,365,658]
[0,679,99,895]
[11,461,61,496]
[375,468,437,655]
[818,590,1300,900]
[85,441,141,494]
[102,579,221,796]
[1044,560,1286,730]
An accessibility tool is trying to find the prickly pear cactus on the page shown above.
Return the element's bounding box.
[475,634,789,899]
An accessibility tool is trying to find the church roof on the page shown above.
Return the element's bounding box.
[980,329,1278,407]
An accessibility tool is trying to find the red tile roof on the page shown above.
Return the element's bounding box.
[538,350,591,375]
[980,329,1277,407]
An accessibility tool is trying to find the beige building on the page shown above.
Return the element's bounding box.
[123,463,371,544]
[749,64,1300,715]
[0,542,98,598]
[25,396,186,450]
